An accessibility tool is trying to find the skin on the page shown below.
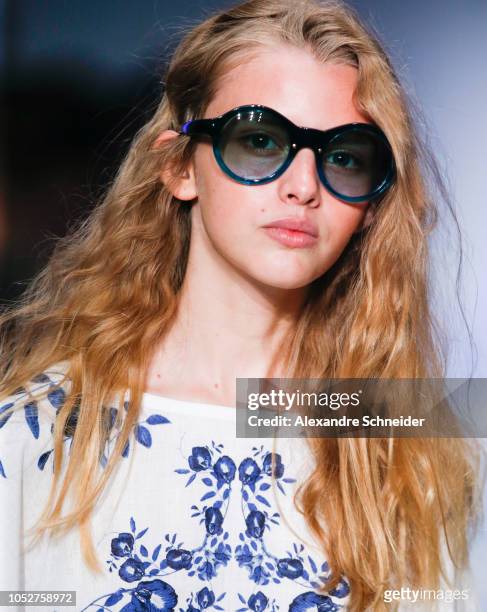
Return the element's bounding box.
[145,44,374,407]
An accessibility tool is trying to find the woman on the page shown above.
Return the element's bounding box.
[0,0,481,610]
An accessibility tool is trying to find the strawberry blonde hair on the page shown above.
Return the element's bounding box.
[0,1,482,609]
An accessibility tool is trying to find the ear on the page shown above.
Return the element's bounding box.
[154,130,198,201]
[353,201,376,234]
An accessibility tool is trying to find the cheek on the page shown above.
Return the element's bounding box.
[199,185,253,236]
[311,202,366,273]
[323,201,367,244]
[194,157,257,246]
[194,145,269,230]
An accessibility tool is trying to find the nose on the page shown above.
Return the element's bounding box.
[277,148,321,207]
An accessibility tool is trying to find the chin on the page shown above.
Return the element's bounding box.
[250,256,325,289]
[253,270,318,291]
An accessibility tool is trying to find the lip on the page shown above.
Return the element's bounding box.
[263,217,319,237]
[264,217,318,248]
[262,217,319,248]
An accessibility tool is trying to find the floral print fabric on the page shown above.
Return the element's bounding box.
[0,366,350,611]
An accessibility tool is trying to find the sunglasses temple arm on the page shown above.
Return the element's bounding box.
[179,118,217,137]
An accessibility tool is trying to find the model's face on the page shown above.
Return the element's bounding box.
[183,45,372,289]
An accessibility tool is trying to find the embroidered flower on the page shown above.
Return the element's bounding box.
[245,510,265,538]
[329,578,350,598]
[213,455,236,484]
[124,578,178,611]
[118,558,145,583]
[166,548,193,570]
[276,557,304,579]
[289,591,340,611]
[204,506,224,535]
[248,591,269,611]
[196,586,215,609]
[188,447,212,472]
[262,452,285,479]
[239,458,261,485]
[111,532,134,558]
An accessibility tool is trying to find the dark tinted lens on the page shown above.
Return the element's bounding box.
[218,110,290,179]
[322,128,392,198]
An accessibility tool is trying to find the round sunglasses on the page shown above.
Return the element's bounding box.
[179,104,396,204]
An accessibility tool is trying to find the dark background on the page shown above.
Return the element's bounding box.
[0,0,234,302]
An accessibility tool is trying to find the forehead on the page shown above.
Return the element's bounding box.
[205,44,369,129]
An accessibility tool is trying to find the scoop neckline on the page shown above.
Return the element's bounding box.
[44,361,237,421]
[141,390,237,421]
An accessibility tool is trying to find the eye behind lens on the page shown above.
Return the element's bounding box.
[218,112,291,180]
[322,128,393,199]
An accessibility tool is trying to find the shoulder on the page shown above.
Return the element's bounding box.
[0,361,71,481]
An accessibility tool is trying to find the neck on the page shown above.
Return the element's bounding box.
[145,224,309,405]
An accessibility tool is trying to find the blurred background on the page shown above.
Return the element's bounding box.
[1,0,486,602]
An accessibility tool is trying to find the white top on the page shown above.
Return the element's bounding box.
[0,365,351,612]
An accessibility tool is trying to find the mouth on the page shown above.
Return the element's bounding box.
[263,217,319,236]
[262,217,319,248]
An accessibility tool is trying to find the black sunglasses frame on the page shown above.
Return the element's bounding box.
[179,104,396,204]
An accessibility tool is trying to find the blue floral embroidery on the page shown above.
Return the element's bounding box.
[236,590,279,611]
[120,579,178,611]
[0,372,67,478]
[96,578,178,612]
[233,446,330,591]
[82,443,349,610]
[172,442,233,583]
[3,372,350,610]
[288,591,342,611]
[180,586,226,611]
[83,517,227,611]
[99,403,171,467]
[0,374,170,478]
[232,446,349,609]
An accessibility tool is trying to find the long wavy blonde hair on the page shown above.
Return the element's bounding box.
[0,0,482,609]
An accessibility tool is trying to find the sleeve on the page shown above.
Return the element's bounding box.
[0,409,26,593]
[0,382,61,596]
